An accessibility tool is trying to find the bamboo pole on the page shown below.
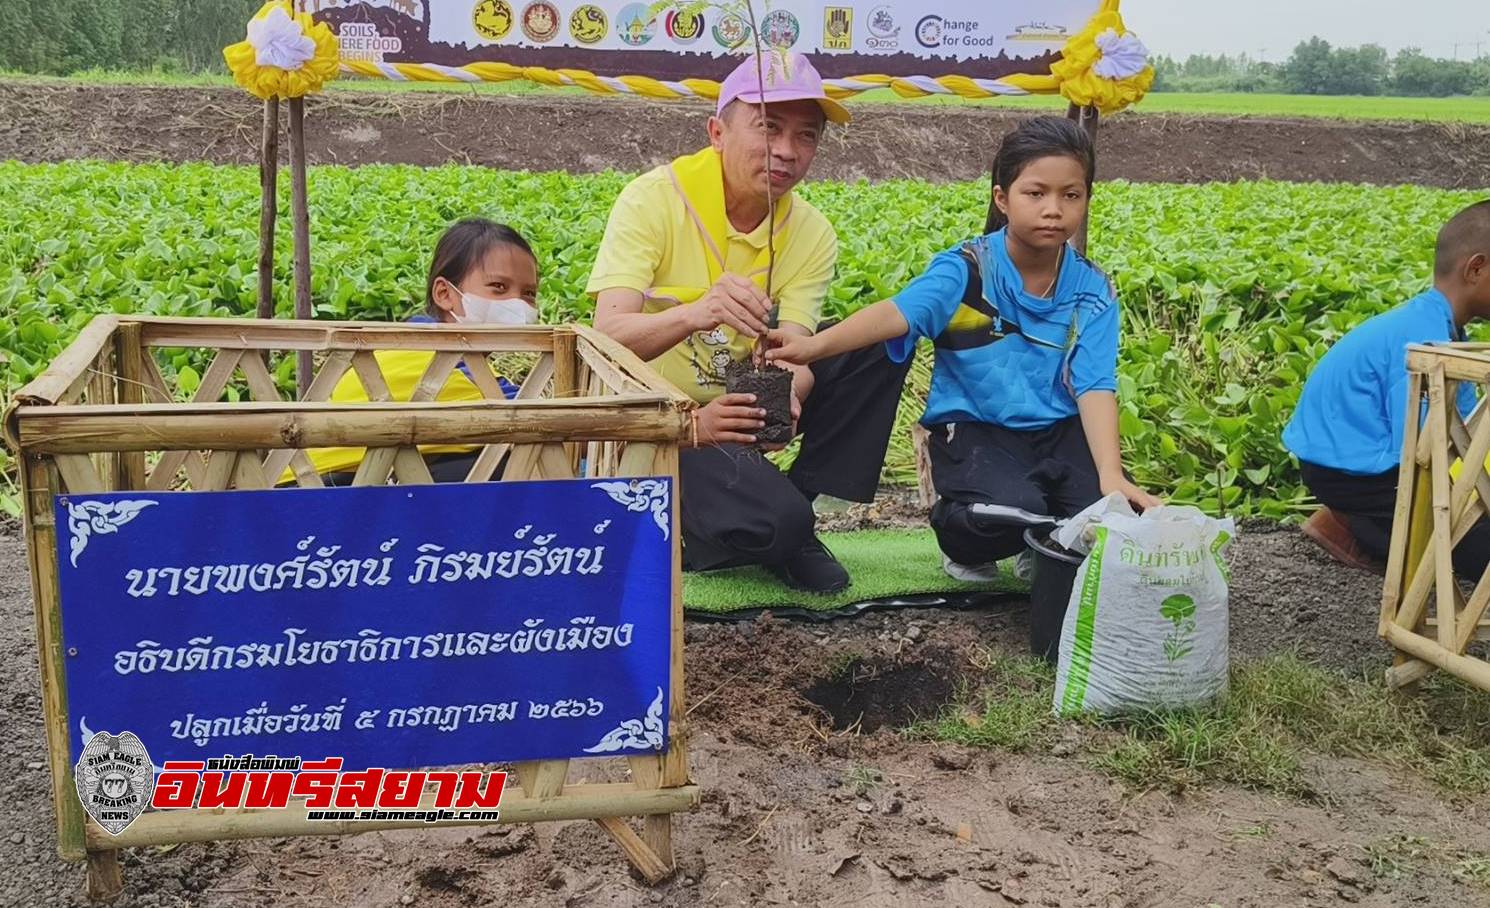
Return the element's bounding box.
[113,322,148,490]
[1066,103,1099,256]
[85,850,123,902]
[653,442,689,790]
[576,341,647,396]
[84,783,699,851]
[1383,624,1490,693]
[514,760,570,799]
[258,348,355,483]
[85,344,119,489]
[614,440,681,873]
[463,354,556,483]
[288,97,313,398]
[13,397,688,454]
[8,315,119,409]
[1444,410,1490,522]
[596,817,672,884]
[137,319,554,354]
[1406,347,1490,383]
[22,456,86,861]
[573,326,695,403]
[1428,366,1458,648]
[257,97,280,322]
[1376,368,1424,629]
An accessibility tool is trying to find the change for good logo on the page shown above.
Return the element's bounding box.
[916,14,943,49]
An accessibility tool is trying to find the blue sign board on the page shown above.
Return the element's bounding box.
[54,478,673,770]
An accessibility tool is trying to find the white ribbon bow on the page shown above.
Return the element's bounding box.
[247,5,316,71]
[1092,29,1149,81]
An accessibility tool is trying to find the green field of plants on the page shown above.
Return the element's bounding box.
[1,159,1484,518]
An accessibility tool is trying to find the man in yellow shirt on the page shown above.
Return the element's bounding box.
[587,53,910,593]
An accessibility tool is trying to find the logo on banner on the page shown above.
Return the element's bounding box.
[915,14,942,48]
[472,0,514,41]
[866,5,899,49]
[761,9,800,49]
[75,730,153,836]
[665,9,705,45]
[569,4,608,44]
[712,12,750,48]
[521,0,561,42]
[616,2,658,46]
[823,7,853,50]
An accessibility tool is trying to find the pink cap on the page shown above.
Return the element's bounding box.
[716,52,850,125]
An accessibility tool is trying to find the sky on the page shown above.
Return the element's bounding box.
[1122,0,1490,61]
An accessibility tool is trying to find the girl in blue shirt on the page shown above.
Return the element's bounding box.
[769,117,1157,591]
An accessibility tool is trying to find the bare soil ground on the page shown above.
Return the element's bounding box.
[2,81,1489,188]
[4,494,1489,908]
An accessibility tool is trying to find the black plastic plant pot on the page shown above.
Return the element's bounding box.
[724,361,793,446]
[1024,527,1085,664]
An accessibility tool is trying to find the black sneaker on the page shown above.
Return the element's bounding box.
[768,536,850,594]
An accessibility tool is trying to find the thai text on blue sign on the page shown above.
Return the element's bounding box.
[53,478,673,770]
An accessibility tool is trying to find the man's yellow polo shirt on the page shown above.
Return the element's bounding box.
[586,164,837,403]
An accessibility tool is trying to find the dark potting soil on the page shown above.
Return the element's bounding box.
[725,361,794,446]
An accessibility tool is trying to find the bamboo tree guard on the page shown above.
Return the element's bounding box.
[3,316,699,900]
[1379,343,1490,693]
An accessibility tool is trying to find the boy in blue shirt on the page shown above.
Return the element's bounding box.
[1285,200,1490,572]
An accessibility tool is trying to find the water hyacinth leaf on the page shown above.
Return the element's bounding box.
[0,160,1480,519]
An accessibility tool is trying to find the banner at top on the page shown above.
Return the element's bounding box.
[317,0,1105,82]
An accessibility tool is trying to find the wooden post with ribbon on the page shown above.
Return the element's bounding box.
[225,0,339,398]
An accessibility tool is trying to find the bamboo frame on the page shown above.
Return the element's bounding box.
[4,316,698,895]
[1380,344,1490,693]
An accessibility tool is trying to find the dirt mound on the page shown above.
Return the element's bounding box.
[3,81,1489,188]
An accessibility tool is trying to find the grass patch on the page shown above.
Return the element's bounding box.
[1366,835,1435,880]
[915,652,1490,799]
[908,651,1058,753]
[1455,855,1490,888]
[1362,835,1490,890]
[842,764,884,796]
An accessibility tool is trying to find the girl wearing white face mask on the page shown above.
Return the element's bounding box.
[423,219,541,328]
[297,219,542,485]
